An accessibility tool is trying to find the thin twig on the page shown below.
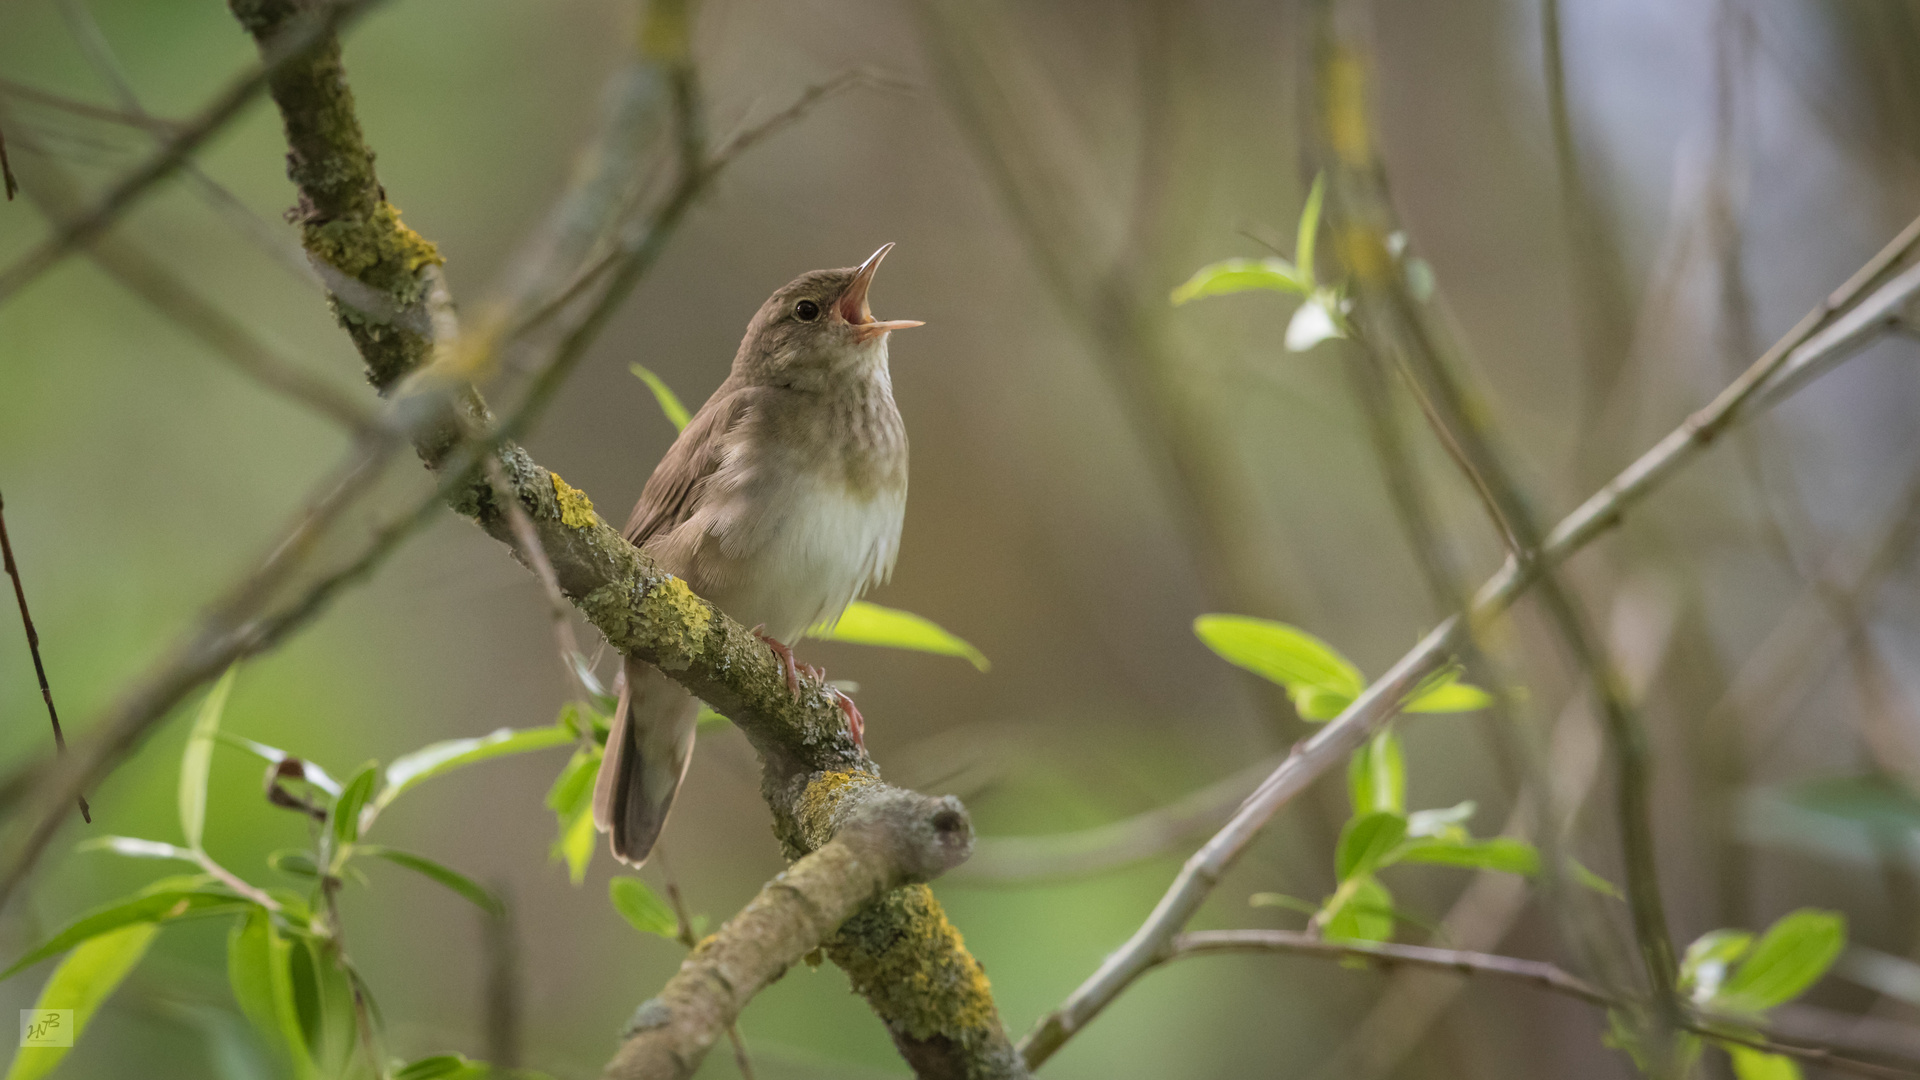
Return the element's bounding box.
[0,118,16,200]
[656,853,756,1080]
[0,0,388,306]
[0,77,183,133]
[1164,931,1920,1080]
[1016,213,1920,1069]
[484,457,587,697]
[0,491,88,822]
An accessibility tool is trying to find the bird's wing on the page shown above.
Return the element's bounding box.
[624,387,758,549]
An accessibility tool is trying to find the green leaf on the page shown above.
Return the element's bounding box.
[1403,669,1494,713]
[4,891,241,979]
[1284,293,1342,352]
[77,835,197,863]
[1393,836,1540,876]
[1296,174,1325,288]
[546,748,600,820]
[807,601,990,671]
[1336,812,1408,882]
[609,877,679,939]
[360,846,503,916]
[1170,258,1308,305]
[1784,775,1920,831]
[1294,686,1355,721]
[1347,730,1405,816]
[1193,615,1365,699]
[1248,892,1320,917]
[1718,910,1846,1014]
[329,764,378,853]
[1322,875,1395,944]
[181,665,238,852]
[1406,801,1475,838]
[396,1055,492,1080]
[697,706,731,730]
[228,907,312,1079]
[630,363,691,431]
[287,936,357,1077]
[1571,859,1624,899]
[555,804,597,885]
[268,850,320,879]
[1725,1044,1802,1080]
[1682,929,1755,1001]
[377,726,574,812]
[4,922,159,1080]
[216,735,342,794]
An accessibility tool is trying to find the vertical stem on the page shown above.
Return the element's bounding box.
[0,492,89,821]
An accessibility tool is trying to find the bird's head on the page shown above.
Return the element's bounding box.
[734,243,922,385]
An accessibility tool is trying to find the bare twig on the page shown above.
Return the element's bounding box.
[484,457,587,697]
[1016,213,1920,1069]
[0,491,88,822]
[0,77,183,133]
[0,118,16,200]
[1164,931,1920,1080]
[0,0,388,306]
[655,854,755,1080]
[480,882,523,1074]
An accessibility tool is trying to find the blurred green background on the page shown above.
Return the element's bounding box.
[4,1,1920,1077]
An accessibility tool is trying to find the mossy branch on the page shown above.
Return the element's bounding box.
[602,790,975,1080]
[225,3,1026,1076]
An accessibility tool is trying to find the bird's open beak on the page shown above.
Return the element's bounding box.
[840,242,924,342]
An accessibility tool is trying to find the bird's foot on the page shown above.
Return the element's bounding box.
[751,625,802,697]
[831,687,866,748]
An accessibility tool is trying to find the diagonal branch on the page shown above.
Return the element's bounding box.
[1016,207,1920,1068]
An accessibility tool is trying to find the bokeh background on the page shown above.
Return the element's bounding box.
[4,1,1920,1077]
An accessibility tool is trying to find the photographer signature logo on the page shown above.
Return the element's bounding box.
[19,1010,73,1048]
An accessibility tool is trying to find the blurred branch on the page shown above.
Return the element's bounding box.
[481,884,523,1075]
[1015,206,1920,1068]
[655,859,754,1080]
[0,491,88,822]
[0,0,386,307]
[601,791,974,1080]
[0,117,17,200]
[1308,23,1683,1047]
[1166,932,1920,1080]
[0,4,1026,1076]
[0,77,183,134]
[484,457,588,698]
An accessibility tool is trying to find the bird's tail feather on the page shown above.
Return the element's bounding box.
[591,656,699,866]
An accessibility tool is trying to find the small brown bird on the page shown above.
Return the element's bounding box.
[592,244,921,865]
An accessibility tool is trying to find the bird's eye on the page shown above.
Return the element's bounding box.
[794,299,821,321]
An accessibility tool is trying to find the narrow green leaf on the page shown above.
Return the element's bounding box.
[630,363,691,431]
[1295,173,1325,288]
[1404,678,1494,714]
[378,726,574,812]
[329,765,378,853]
[287,935,357,1077]
[1571,859,1624,899]
[1336,812,1408,882]
[216,735,342,794]
[1284,294,1342,352]
[1248,893,1320,917]
[4,891,236,979]
[696,706,731,730]
[228,906,312,1079]
[1193,615,1365,699]
[556,804,597,885]
[267,850,320,879]
[1393,836,1540,876]
[1726,1044,1802,1080]
[360,846,503,916]
[1784,775,1920,831]
[1406,801,1475,838]
[5,922,159,1080]
[181,665,239,852]
[396,1055,492,1080]
[609,877,679,939]
[807,601,990,671]
[1719,910,1846,1014]
[1170,258,1308,305]
[1322,875,1395,944]
[1347,730,1405,816]
[546,748,600,819]
[77,836,197,863]
[1294,686,1355,721]
[1682,929,1755,1001]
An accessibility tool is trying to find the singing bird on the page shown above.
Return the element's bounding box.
[592,243,922,865]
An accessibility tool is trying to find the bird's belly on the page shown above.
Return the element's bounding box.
[699,477,903,643]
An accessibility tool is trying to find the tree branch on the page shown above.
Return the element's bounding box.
[602,791,974,1080]
[1016,206,1920,1068]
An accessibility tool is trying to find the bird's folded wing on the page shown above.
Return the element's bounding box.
[624,386,759,548]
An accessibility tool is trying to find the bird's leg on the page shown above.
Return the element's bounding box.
[831,687,865,748]
[751,625,802,697]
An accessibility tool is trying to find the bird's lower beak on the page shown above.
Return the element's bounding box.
[840,242,924,341]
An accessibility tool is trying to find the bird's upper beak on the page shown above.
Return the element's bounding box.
[839,242,924,342]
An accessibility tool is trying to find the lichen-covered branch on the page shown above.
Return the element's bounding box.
[602,790,974,1080]
[224,3,1026,1076]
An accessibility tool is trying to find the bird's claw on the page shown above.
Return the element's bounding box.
[751,625,802,697]
[832,687,866,748]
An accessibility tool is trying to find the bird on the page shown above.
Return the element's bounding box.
[592,243,922,866]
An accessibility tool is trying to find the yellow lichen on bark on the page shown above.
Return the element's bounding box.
[304,200,444,303]
[795,770,882,846]
[829,885,1000,1049]
[550,471,599,529]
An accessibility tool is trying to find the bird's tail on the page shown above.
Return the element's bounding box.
[592,655,699,866]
